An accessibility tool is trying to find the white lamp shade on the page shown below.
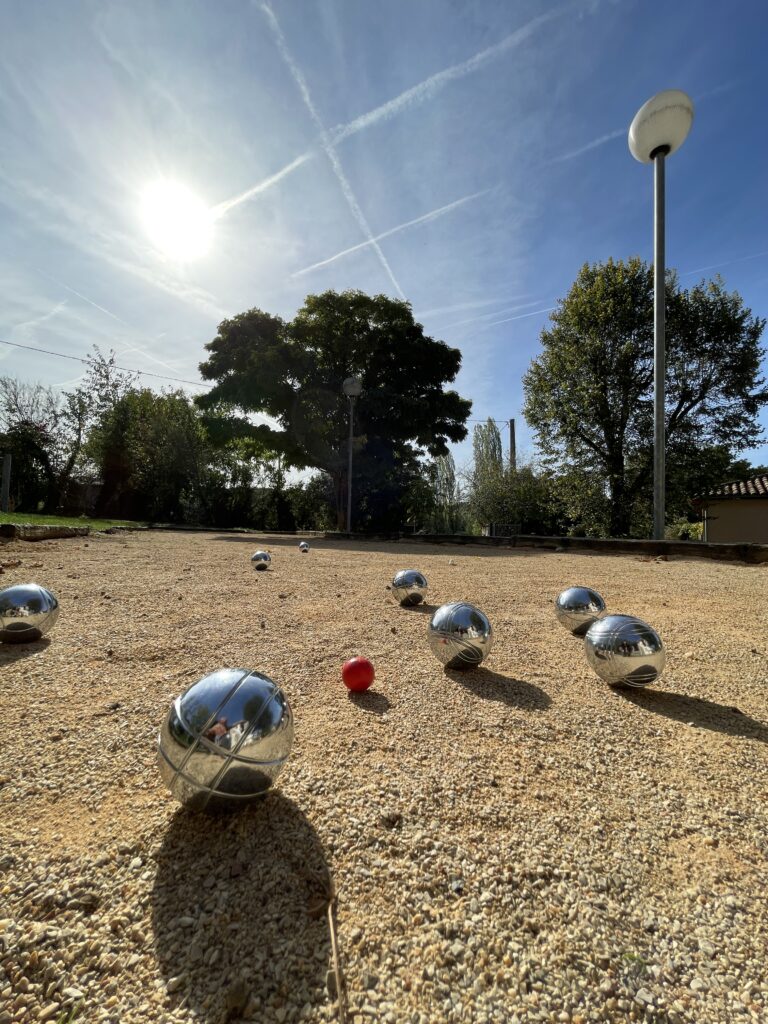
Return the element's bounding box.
[343,376,362,397]
[628,89,694,163]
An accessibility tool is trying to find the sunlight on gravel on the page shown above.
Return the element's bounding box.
[1,531,767,1024]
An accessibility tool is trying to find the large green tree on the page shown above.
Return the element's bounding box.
[197,290,472,529]
[523,258,767,536]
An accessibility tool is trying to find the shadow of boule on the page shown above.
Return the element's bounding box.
[0,636,52,664]
[152,792,331,1023]
[619,686,768,742]
[446,666,551,711]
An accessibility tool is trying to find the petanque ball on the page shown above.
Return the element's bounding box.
[428,601,492,670]
[0,583,59,643]
[584,614,665,687]
[251,551,271,570]
[391,569,428,607]
[157,668,294,811]
[299,542,309,553]
[555,586,606,636]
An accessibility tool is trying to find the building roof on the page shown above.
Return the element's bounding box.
[701,474,768,500]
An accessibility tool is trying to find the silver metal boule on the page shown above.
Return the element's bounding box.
[0,583,59,643]
[251,550,271,570]
[157,668,294,811]
[299,542,309,552]
[555,586,606,636]
[584,614,665,688]
[391,569,428,606]
[428,601,492,670]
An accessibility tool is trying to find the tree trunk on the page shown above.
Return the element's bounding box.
[607,468,632,537]
[333,471,345,530]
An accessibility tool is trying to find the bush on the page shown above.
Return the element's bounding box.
[665,517,704,541]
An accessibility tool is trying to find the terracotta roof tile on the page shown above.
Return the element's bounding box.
[703,474,768,499]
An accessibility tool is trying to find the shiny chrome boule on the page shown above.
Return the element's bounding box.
[299,542,309,553]
[251,551,271,570]
[428,601,492,670]
[584,614,665,688]
[157,668,294,811]
[391,569,428,607]
[0,583,59,643]
[555,586,606,636]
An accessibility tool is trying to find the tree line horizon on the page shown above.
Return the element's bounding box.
[2,257,766,539]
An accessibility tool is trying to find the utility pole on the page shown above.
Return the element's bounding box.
[342,376,362,533]
[508,419,516,472]
[1,454,10,512]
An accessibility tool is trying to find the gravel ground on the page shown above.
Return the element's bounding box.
[1,530,767,1024]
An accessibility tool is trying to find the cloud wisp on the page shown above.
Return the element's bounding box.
[260,2,405,298]
[292,189,489,278]
[0,173,228,322]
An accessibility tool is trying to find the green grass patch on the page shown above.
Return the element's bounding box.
[0,512,144,530]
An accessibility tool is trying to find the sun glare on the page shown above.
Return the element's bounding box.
[140,180,214,261]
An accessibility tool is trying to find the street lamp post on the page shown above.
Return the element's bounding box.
[342,376,362,533]
[629,89,694,540]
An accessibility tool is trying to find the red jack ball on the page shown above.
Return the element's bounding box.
[342,656,375,692]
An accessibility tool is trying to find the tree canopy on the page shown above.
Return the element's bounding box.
[198,290,472,529]
[523,258,767,536]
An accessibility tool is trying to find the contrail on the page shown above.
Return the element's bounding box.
[486,306,555,327]
[443,305,555,331]
[292,190,489,278]
[13,300,68,335]
[330,6,568,144]
[681,250,768,277]
[548,128,624,164]
[260,1,405,298]
[438,300,547,329]
[212,152,313,217]
[34,268,131,326]
[33,270,186,376]
[415,295,531,318]
[218,3,569,219]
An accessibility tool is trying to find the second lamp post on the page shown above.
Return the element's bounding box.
[342,376,362,533]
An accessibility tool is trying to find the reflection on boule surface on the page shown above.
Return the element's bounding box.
[157,668,294,811]
[0,583,59,643]
[428,601,493,670]
[250,550,271,570]
[555,586,606,636]
[391,569,428,606]
[584,614,665,687]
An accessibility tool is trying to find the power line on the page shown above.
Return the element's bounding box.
[0,337,212,389]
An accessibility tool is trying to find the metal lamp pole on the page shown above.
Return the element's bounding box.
[652,148,667,542]
[629,90,694,540]
[342,376,362,533]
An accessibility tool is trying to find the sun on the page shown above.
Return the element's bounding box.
[140,180,214,261]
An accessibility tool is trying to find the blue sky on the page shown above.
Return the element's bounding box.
[2,0,767,476]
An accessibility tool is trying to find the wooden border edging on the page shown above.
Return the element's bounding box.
[316,532,768,564]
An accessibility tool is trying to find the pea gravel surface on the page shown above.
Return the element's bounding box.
[1,530,767,1024]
